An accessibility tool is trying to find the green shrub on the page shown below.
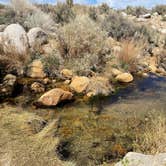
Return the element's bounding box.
[98,3,110,14]
[125,6,149,17]
[53,3,75,24]
[152,5,166,15]
[0,7,15,24]
[66,0,74,8]
[0,4,5,9]
[41,51,63,77]
[88,7,98,21]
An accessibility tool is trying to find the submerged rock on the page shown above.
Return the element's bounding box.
[86,76,114,97]
[70,76,90,93]
[115,152,166,166]
[2,24,29,55]
[37,88,73,107]
[116,73,133,83]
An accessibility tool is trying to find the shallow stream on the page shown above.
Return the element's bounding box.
[0,74,166,165]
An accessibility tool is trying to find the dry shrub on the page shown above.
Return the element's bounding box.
[10,0,34,14]
[24,9,55,31]
[101,11,137,40]
[152,5,166,15]
[134,112,166,154]
[57,15,106,58]
[57,15,107,74]
[0,42,30,76]
[117,40,142,72]
[10,0,55,31]
[53,2,75,25]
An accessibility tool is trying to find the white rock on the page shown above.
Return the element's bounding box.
[27,27,48,49]
[2,24,29,55]
[115,152,166,166]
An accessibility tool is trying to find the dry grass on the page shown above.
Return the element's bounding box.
[117,40,143,72]
[0,41,30,75]
[0,105,76,166]
[134,112,166,154]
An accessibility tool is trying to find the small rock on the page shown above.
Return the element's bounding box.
[153,12,159,16]
[31,82,45,93]
[43,78,51,85]
[60,69,73,79]
[27,60,46,78]
[116,73,133,83]
[111,68,122,77]
[70,76,90,93]
[64,80,71,85]
[140,13,151,19]
[37,88,73,107]
[3,74,17,87]
[149,65,157,73]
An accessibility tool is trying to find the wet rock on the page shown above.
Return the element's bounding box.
[2,24,29,55]
[70,76,90,93]
[31,82,45,93]
[60,69,73,79]
[27,59,46,78]
[27,27,48,50]
[37,88,73,107]
[64,80,71,85]
[3,74,17,87]
[86,76,114,97]
[116,73,133,83]
[111,68,122,77]
[0,74,17,98]
[115,152,166,166]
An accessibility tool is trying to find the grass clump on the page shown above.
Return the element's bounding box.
[134,112,166,154]
[117,40,142,72]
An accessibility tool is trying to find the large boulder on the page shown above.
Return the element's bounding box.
[115,152,166,166]
[37,88,73,107]
[27,27,48,50]
[27,60,46,78]
[116,73,133,83]
[2,24,29,55]
[70,76,90,93]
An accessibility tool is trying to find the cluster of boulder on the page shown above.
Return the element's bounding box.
[0,24,48,56]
